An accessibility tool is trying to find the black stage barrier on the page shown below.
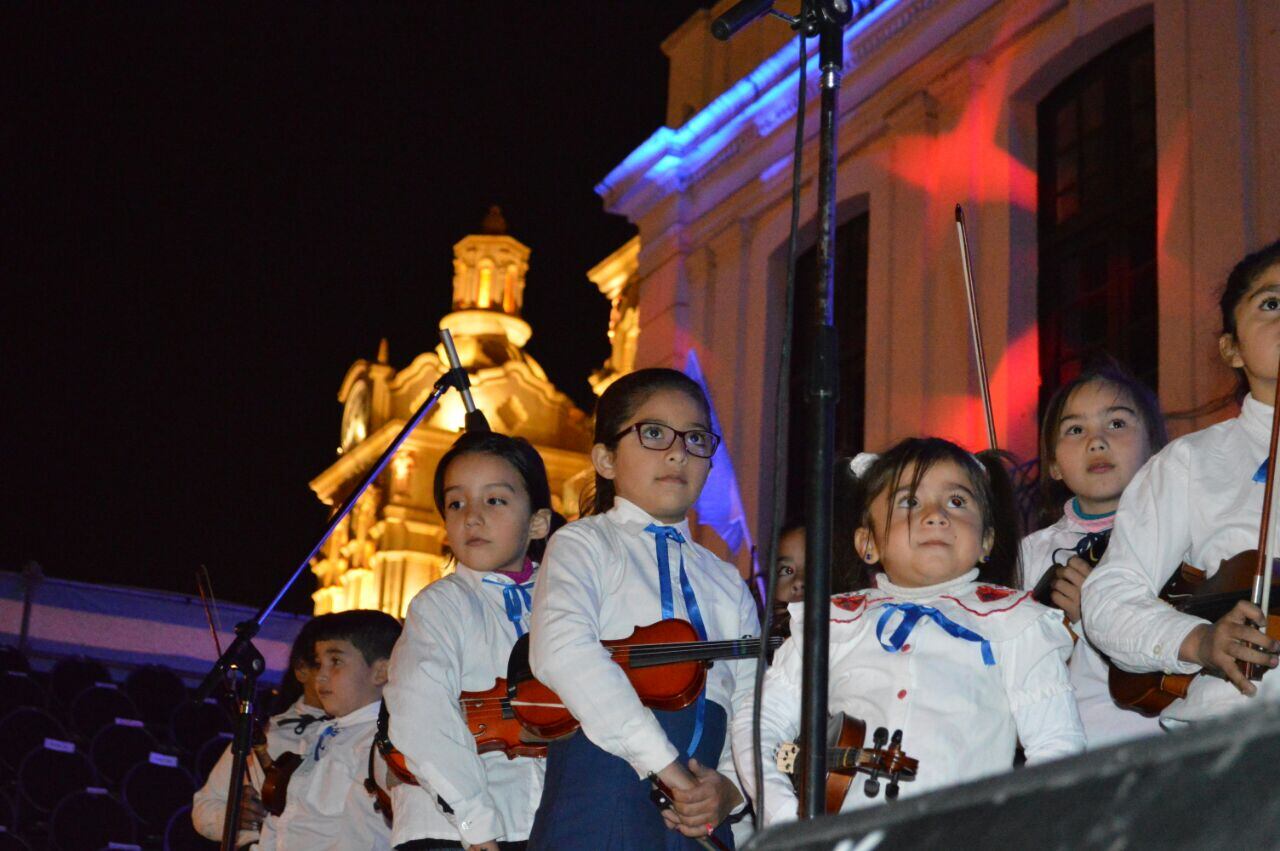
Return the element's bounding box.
[745,701,1280,849]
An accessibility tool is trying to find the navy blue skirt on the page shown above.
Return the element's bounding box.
[528,701,735,851]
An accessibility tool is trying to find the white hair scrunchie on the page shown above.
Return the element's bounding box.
[848,452,879,478]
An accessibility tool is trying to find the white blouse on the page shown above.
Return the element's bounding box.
[191,696,328,845]
[1021,504,1162,746]
[733,570,1084,827]
[529,497,760,792]
[1082,394,1280,723]
[257,700,390,851]
[384,563,545,847]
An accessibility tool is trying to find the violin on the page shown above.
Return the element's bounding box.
[774,713,919,812]
[505,619,783,740]
[251,720,305,818]
[1107,549,1280,715]
[376,679,550,788]
[1031,530,1111,609]
[259,749,303,817]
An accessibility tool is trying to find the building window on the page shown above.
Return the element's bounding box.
[1037,28,1156,410]
[786,211,869,517]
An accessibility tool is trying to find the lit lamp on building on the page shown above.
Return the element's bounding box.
[308,207,593,617]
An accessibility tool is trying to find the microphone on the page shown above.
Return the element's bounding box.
[711,0,775,41]
[439,328,491,432]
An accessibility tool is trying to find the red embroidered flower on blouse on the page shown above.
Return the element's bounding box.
[832,594,867,612]
[975,585,1015,603]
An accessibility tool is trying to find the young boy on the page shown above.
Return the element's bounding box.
[193,614,333,847]
[258,610,402,851]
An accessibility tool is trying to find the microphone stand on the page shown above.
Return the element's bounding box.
[712,0,855,821]
[798,2,850,821]
[197,329,481,850]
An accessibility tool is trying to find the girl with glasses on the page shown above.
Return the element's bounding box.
[527,367,759,850]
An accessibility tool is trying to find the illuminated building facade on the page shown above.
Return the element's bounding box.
[595,0,1280,543]
[310,208,593,617]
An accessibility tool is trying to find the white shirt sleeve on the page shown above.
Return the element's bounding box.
[384,590,503,847]
[191,741,264,846]
[1002,610,1086,763]
[717,582,760,810]
[1081,449,1204,676]
[730,634,801,829]
[529,525,680,779]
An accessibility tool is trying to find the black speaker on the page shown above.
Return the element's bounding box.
[744,702,1280,849]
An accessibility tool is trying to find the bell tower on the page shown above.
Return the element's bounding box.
[445,205,532,348]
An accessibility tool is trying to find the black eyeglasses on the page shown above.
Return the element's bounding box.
[612,421,721,458]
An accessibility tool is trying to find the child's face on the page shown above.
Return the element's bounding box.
[853,459,993,588]
[313,638,387,719]
[1049,380,1151,515]
[295,657,323,710]
[593,389,712,523]
[775,527,805,604]
[442,452,548,573]
[1221,261,1280,405]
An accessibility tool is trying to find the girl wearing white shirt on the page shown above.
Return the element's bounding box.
[385,432,553,851]
[1020,363,1165,746]
[1082,239,1280,723]
[193,615,331,845]
[734,438,1084,826]
[528,368,759,850]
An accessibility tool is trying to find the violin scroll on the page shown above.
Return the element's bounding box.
[775,713,919,813]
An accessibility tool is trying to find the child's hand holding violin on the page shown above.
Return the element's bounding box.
[238,784,267,833]
[1049,556,1092,624]
[1179,599,1280,695]
[657,758,742,838]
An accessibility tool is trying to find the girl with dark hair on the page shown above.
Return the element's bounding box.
[528,368,759,850]
[1021,362,1166,747]
[193,615,331,845]
[769,519,806,641]
[384,431,553,851]
[1083,238,1280,725]
[733,437,1083,825]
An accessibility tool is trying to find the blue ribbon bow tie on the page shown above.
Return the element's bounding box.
[645,523,708,756]
[481,575,535,637]
[313,723,340,760]
[875,601,995,666]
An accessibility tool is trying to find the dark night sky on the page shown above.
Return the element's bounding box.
[1,3,711,613]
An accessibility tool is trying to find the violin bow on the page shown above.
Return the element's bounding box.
[196,565,225,657]
[1247,354,1280,678]
[954,204,998,450]
[197,567,270,776]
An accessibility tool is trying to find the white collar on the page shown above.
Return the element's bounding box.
[608,496,693,539]
[875,568,980,600]
[329,700,381,728]
[453,561,537,588]
[1240,394,1276,449]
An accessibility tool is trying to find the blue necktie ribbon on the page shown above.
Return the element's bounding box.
[313,723,339,760]
[645,524,708,756]
[875,601,995,666]
[1255,459,1268,483]
[481,575,535,637]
